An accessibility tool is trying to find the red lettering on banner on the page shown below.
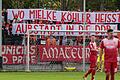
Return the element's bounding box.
[39,24,44,30]
[117,14,120,22]
[66,25,74,35]
[61,12,67,21]
[95,14,107,23]
[81,13,90,23]
[53,25,61,35]
[38,10,41,19]
[82,13,84,23]
[33,25,38,29]
[21,24,27,33]
[86,13,91,23]
[46,11,52,20]
[27,24,32,30]
[42,10,46,19]
[78,25,83,34]
[44,25,50,34]
[95,25,100,34]
[35,10,38,19]
[16,24,22,33]
[27,24,32,34]
[13,24,117,35]
[105,14,107,22]
[72,12,79,22]
[12,10,24,19]
[107,14,111,22]
[95,13,118,23]
[12,10,18,18]
[19,10,24,19]
[95,24,111,34]
[106,25,111,30]
[53,11,57,20]
[29,10,45,19]
[33,25,38,34]
[100,14,104,23]
[78,25,90,35]
[9,9,120,23]
[85,25,90,35]
[67,12,72,21]
[39,24,44,34]
[30,10,42,19]
[50,25,55,34]
[100,24,108,34]
[112,14,117,22]
[86,25,90,30]
[29,10,35,18]
[95,14,100,23]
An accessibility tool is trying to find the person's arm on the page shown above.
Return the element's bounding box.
[118,40,120,65]
[118,48,120,66]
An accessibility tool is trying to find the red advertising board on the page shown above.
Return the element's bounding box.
[2,45,37,64]
[39,45,90,62]
[2,45,91,64]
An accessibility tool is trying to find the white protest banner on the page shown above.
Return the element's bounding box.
[12,23,117,36]
[8,9,120,23]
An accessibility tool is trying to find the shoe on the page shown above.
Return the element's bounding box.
[83,76,87,80]
[91,77,95,80]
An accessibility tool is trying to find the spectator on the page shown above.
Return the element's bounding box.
[46,35,56,46]
[67,36,74,46]
[74,36,82,46]
[62,36,67,45]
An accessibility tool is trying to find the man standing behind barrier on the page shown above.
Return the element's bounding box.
[83,35,98,80]
[46,35,56,46]
[100,29,120,80]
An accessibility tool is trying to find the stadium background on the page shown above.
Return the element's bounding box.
[0,0,120,72]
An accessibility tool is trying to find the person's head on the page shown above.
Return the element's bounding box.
[50,34,53,39]
[90,35,96,42]
[107,29,114,39]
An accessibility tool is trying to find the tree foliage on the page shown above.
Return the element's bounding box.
[2,0,120,11]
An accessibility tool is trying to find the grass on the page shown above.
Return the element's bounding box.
[0,72,120,80]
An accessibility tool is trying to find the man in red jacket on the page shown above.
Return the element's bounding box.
[100,29,120,80]
[83,35,98,80]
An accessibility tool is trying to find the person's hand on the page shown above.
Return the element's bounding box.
[117,56,120,65]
